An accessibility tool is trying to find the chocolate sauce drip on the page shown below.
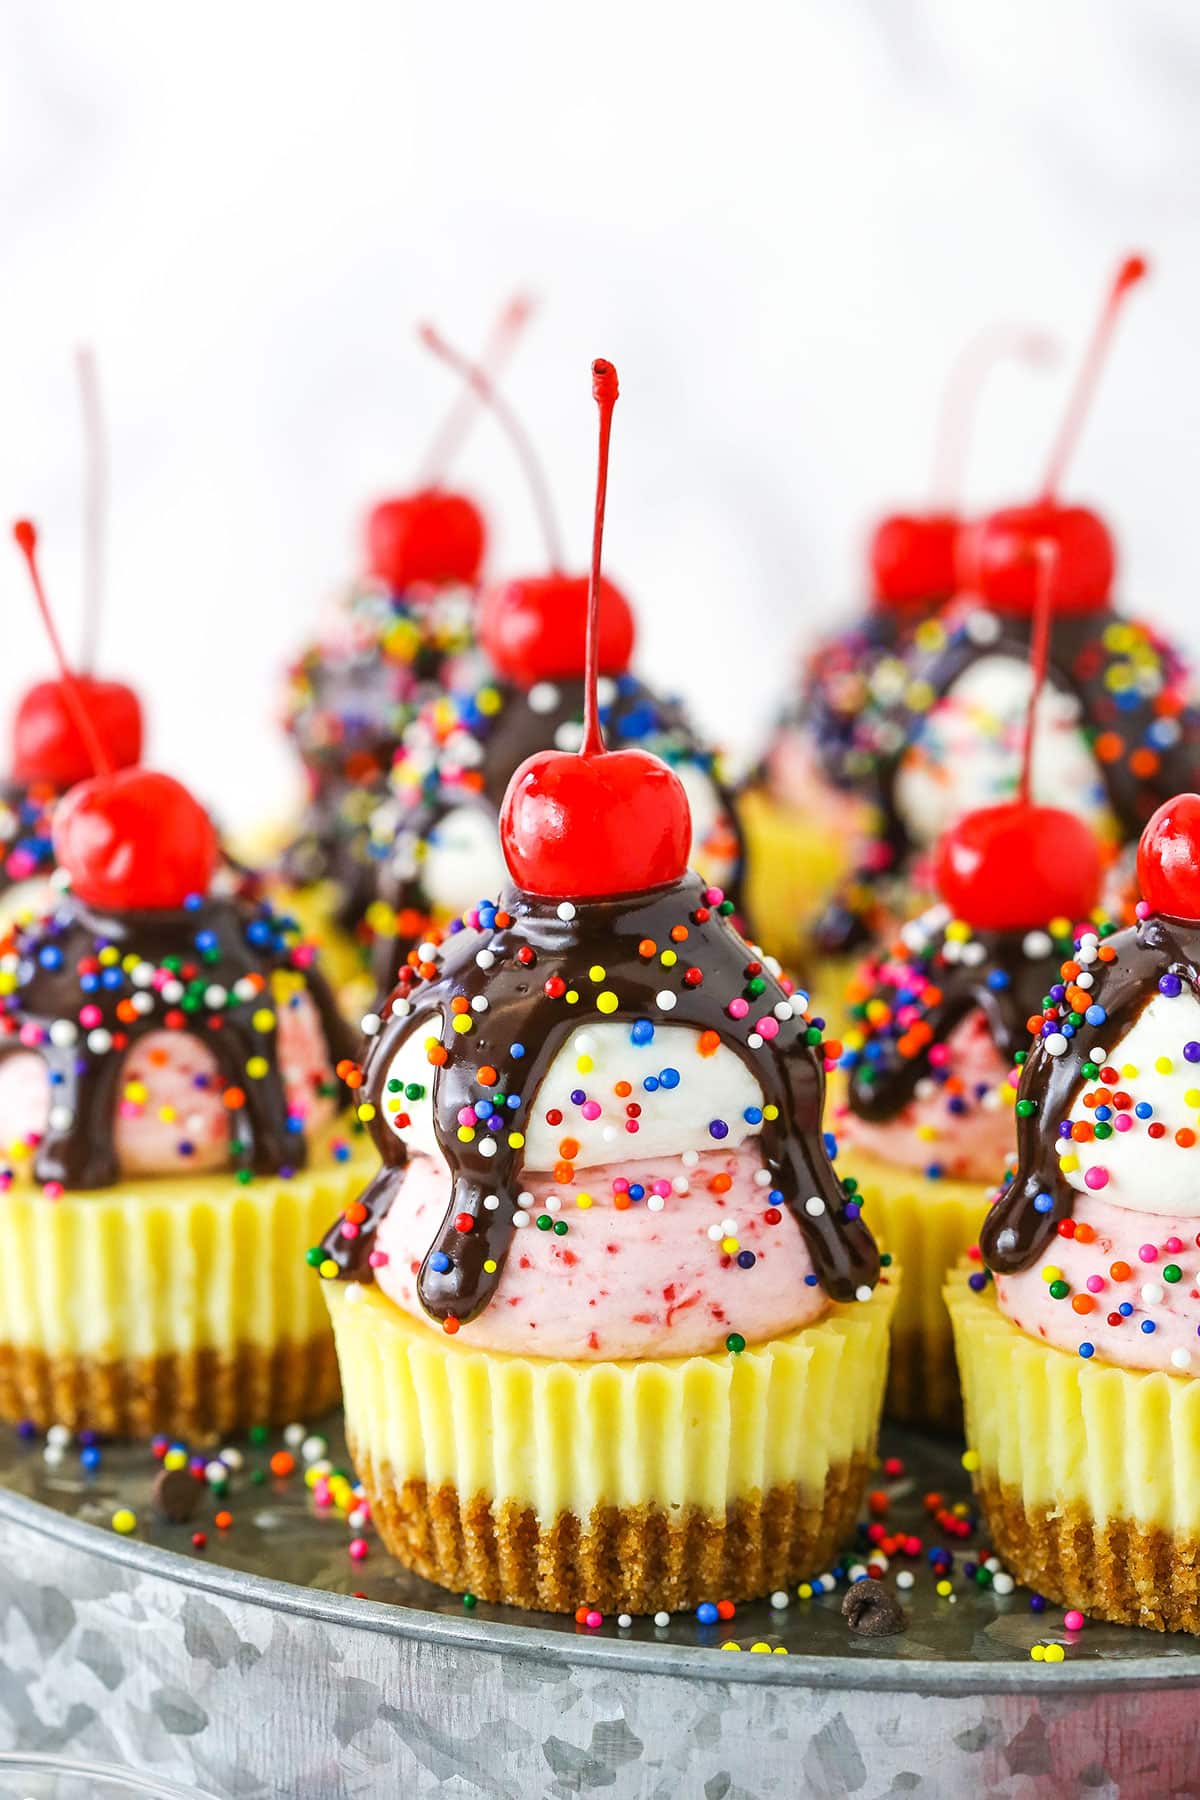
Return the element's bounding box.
[0,895,357,1189]
[321,872,879,1322]
[811,605,1200,956]
[981,912,1199,1274]
[845,916,1082,1124]
[368,673,747,992]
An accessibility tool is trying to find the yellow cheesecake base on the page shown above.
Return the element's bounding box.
[325,1274,897,1613]
[948,1269,1200,1633]
[0,1127,375,1438]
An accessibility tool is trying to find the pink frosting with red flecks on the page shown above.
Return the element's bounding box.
[373,1145,828,1358]
[993,1193,1200,1373]
[838,1010,1016,1184]
[0,993,337,1179]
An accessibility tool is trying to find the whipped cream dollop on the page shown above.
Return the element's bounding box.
[380,1016,771,1169]
[894,654,1114,849]
[1055,991,1200,1216]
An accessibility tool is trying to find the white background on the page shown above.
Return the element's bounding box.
[0,0,1196,832]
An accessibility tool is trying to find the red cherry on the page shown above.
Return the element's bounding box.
[956,502,1114,613]
[502,745,690,899]
[498,359,691,900]
[867,327,1055,611]
[868,512,959,608]
[11,518,144,785]
[1137,794,1200,921]
[956,256,1147,617]
[478,574,635,686]
[934,801,1103,931]
[53,768,219,911]
[12,676,142,787]
[364,490,486,591]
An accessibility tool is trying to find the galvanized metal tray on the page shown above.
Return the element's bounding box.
[0,1415,1195,1799]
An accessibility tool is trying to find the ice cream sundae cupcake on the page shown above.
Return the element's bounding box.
[745,325,1054,973]
[356,323,744,995]
[838,545,1115,1425]
[319,362,892,1614]
[950,792,1200,1633]
[813,256,1200,961]
[279,303,530,989]
[0,524,370,1436]
[364,613,743,998]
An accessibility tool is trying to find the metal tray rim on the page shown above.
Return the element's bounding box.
[4,1478,1200,1695]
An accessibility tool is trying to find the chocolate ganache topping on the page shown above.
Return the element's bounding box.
[320,871,879,1323]
[842,905,1114,1125]
[281,581,483,945]
[366,671,746,991]
[0,893,357,1189]
[777,608,923,800]
[284,581,478,782]
[812,600,1200,955]
[982,910,1200,1274]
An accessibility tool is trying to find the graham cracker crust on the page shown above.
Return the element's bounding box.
[978,1472,1200,1634]
[351,1439,869,1613]
[885,1328,963,1435]
[0,1336,340,1439]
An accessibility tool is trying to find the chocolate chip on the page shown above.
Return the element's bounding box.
[152,1467,201,1524]
[842,1578,907,1636]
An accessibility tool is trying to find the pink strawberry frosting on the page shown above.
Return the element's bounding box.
[837,1010,1016,1184]
[373,1146,827,1358]
[993,1193,1200,1374]
[0,992,337,1179]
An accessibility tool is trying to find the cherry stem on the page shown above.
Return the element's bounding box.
[12,519,113,779]
[929,324,1057,508]
[76,345,108,675]
[415,294,534,489]
[1019,539,1057,808]
[417,316,566,573]
[582,360,619,759]
[1040,254,1149,502]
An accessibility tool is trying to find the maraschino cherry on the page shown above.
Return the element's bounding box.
[1136,794,1200,921]
[418,324,635,686]
[870,325,1055,609]
[364,297,531,593]
[13,520,218,911]
[957,255,1148,614]
[500,361,691,900]
[933,540,1104,931]
[12,675,141,790]
[365,491,487,593]
[11,353,143,788]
